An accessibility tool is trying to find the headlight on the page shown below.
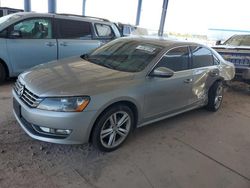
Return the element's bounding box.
[37,96,90,112]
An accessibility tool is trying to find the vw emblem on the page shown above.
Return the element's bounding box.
[17,86,24,96]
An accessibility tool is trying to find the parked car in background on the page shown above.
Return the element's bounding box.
[213,34,250,83]
[13,37,235,152]
[0,12,121,83]
[0,7,23,17]
[116,23,148,36]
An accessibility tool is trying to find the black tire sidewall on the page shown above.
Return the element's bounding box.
[206,81,223,112]
[0,63,6,84]
[92,105,134,152]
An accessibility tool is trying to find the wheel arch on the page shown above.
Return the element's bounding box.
[88,99,139,143]
[0,58,9,78]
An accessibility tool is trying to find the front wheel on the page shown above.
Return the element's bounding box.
[92,105,134,152]
[206,81,224,112]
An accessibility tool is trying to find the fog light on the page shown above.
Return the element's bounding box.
[55,129,72,135]
[39,126,72,135]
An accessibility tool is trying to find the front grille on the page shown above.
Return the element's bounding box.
[14,79,43,108]
[219,52,250,66]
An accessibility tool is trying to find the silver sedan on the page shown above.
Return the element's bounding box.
[12,37,235,152]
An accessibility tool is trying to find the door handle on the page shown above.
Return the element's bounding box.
[184,78,193,83]
[45,42,56,47]
[60,42,68,47]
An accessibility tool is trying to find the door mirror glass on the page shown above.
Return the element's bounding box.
[150,67,174,78]
[10,30,22,38]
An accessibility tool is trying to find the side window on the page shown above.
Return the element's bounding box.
[95,23,114,38]
[156,46,189,72]
[57,19,92,39]
[191,46,214,68]
[10,18,52,39]
[0,10,3,17]
[213,55,220,65]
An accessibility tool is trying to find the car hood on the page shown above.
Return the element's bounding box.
[19,57,135,97]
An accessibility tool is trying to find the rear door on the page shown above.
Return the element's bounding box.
[144,46,193,119]
[189,46,220,105]
[6,17,57,74]
[55,18,101,59]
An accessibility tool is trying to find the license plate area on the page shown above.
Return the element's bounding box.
[13,98,21,118]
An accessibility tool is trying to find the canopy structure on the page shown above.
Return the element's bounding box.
[23,0,169,36]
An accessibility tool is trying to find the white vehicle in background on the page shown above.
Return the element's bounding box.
[0,7,23,17]
[213,34,250,83]
[116,23,148,36]
[0,12,121,83]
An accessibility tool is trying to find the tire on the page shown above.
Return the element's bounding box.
[92,105,134,152]
[206,81,223,112]
[0,63,6,84]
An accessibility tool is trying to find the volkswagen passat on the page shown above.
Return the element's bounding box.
[13,38,235,152]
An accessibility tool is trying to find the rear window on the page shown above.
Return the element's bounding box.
[56,19,92,39]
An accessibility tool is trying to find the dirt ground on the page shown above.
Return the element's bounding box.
[0,80,250,188]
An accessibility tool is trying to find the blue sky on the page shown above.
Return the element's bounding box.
[1,0,250,34]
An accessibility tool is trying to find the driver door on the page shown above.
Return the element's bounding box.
[143,46,193,120]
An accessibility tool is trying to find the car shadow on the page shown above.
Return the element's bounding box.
[225,81,250,95]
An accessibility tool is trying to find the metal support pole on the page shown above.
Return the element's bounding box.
[24,0,31,12]
[82,0,86,16]
[48,0,56,13]
[158,0,169,36]
[135,0,142,26]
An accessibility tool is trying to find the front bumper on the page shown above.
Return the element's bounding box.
[12,89,97,144]
[235,66,250,80]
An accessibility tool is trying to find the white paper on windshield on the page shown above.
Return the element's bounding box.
[136,45,156,54]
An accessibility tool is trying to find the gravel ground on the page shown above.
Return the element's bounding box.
[0,80,249,188]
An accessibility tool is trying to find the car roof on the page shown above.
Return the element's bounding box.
[13,12,112,24]
[117,36,199,49]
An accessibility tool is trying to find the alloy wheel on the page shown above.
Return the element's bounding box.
[214,84,223,109]
[100,111,131,148]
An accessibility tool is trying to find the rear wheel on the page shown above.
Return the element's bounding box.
[92,105,134,152]
[206,81,223,112]
[0,63,7,84]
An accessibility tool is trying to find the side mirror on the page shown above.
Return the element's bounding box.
[215,40,221,45]
[150,67,174,78]
[10,30,22,38]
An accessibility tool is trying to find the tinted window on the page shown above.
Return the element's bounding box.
[0,10,3,17]
[8,10,19,14]
[83,39,163,72]
[213,55,220,65]
[95,23,114,38]
[10,18,52,39]
[191,46,214,68]
[57,19,92,39]
[156,47,189,72]
[0,29,7,38]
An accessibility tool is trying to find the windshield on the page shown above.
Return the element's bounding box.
[82,39,163,72]
[0,14,21,27]
[223,35,250,46]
